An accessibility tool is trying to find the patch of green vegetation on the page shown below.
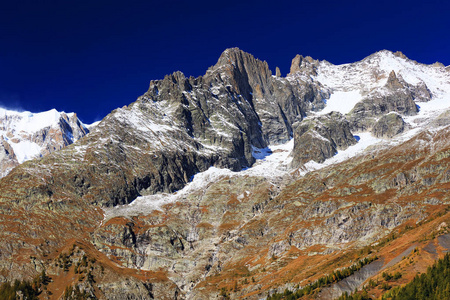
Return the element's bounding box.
[381,252,450,300]
[267,256,378,299]
[63,284,94,300]
[0,270,50,300]
[338,289,372,300]
[219,287,230,299]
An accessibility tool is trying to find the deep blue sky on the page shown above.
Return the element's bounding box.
[1,0,449,124]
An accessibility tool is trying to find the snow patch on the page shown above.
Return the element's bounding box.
[85,120,101,130]
[404,94,450,128]
[243,139,294,178]
[320,90,362,115]
[9,140,42,163]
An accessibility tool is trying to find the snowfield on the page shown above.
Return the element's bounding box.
[318,90,362,115]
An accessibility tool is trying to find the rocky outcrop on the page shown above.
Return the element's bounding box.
[372,113,406,138]
[0,136,19,177]
[385,70,406,89]
[432,109,450,127]
[291,112,357,166]
[38,112,89,155]
[348,71,419,131]
[385,70,432,102]
[289,54,319,76]
[98,278,181,300]
[275,66,281,77]
[411,81,432,102]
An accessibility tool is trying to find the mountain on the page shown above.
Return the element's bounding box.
[0,108,91,177]
[0,48,449,299]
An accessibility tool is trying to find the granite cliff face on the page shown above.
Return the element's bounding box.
[348,70,420,132]
[0,48,449,299]
[140,47,325,171]
[291,112,357,166]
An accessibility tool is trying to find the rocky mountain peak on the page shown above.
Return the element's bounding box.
[216,47,248,63]
[212,48,273,98]
[166,70,188,84]
[386,70,405,89]
[289,54,319,75]
[275,66,281,77]
[214,47,269,74]
[432,61,445,68]
[393,50,408,59]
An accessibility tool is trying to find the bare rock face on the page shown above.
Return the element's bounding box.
[208,48,320,144]
[143,47,328,164]
[289,54,319,76]
[291,112,357,166]
[0,136,19,177]
[39,112,89,155]
[98,278,181,300]
[348,71,419,131]
[372,113,406,138]
[393,51,408,59]
[432,109,450,127]
[292,129,336,166]
[385,70,405,89]
[275,66,281,77]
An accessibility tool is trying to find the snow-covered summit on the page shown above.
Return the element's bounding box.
[0,108,76,134]
[314,50,447,92]
[283,50,450,137]
[308,50,449,115]
[0,107,90,177]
